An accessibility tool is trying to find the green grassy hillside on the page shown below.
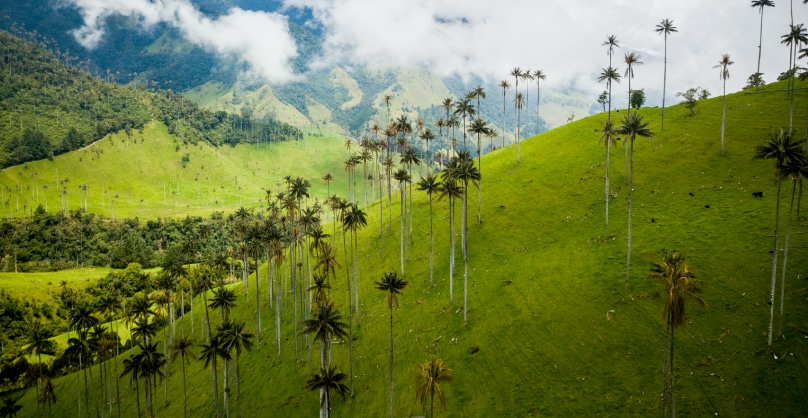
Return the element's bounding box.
[0,122,351,220]
[8,81,808,417]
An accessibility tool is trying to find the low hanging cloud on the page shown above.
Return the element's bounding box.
[284,0,808,105]
[63,0,808,105]
[66,0,300,84]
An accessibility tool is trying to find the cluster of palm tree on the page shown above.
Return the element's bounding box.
[504,68,547,163]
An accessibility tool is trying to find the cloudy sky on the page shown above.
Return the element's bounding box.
[66,0,808,106]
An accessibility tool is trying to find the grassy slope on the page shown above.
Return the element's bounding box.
[10,81,808,417]
[0,123,350,220]
[0,268,112,302]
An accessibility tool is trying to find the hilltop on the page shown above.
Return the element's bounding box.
[0,29,300,169]
[5,79,808,416]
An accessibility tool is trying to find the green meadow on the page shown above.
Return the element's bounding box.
[0,268,112,303]
[5,80,808,417]
[0,123,351,220]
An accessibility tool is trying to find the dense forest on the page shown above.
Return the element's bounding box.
[0,29,301,168]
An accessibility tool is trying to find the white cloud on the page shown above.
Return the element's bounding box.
[284,0,808,106]
[64,0,808,106]
[66,0,300,84]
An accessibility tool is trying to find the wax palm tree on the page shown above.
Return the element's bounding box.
[171,336,197,418]
[623,52,643,178]
[303,300,348,368]
[22,321,56,416]
[219,321,254,418]
[441,97,454,139]
[602,35,620,68]
[521,70,533,135]
[139,341,166,418]
[69,300,99,416]
[393,168,411,275]
[602,34,620,122]
[514,92,525,163]
[121,356,143,417]
[597,120,620,236]
[533,70,546,135]
[401,146,422,244]
[647,250,706,418]
[598,67,621,124]
[419,128,436,174]
[65,335,93,417]
[437,177,462,307]
[714,54,734,154]
[199,334,230,418]
[453,97,475,150]
[1,397,23,418]
[656,19,678,131]
[469,117,489,224]
[303,301,348,418]
[499,80,510,148]
[308,274,332,306]
[754,127,805,346]
[209,286,238,322]
[316,243,341,283]
[415,356,452,418]
[752,1,776,75]
[343,203,367,319]
[40,377,56,417]
[383,95,393,125]
[778,153,808,335]
[781,24,808,127]
[305,366,350,418]
[375,272,408,418]
[446,154,481,324]
[510,67,523,125]
[417,175,442,284]
[617,113,653,285]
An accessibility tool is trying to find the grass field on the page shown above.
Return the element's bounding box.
[0,268,112,303]
[0,123,351,220]
[5,80,808,417]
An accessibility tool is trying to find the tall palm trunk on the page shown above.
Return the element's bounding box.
[400,184,406,275]
[388,305,394,418]
[380,164,385,259]
[291,237,298,358]
[720,78,727,154]
[477,135,482,224]
[516,107,521,164]
[661,33,668,131]
[353,230,360,321]
[181,355,188,418]
[235,355,243,418]
[204,289,213,344]
[190,285,194,337]
[342,229,354,393]
[779,179,798,335]
[210,356,220,418]
[255,253,261,344]
[626,136,634,285]
[502,89,507,149]
[625,79,631,181]
[223,357,230,418]
[605,139,611,235]
[757,6,765,74]
[462,182,469,324]
[428,195,434,284]
[448,195,455,307]
[133,373,140,418]
[661,314,671,418]
[113,326,121,418]
[768,176,783,346]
